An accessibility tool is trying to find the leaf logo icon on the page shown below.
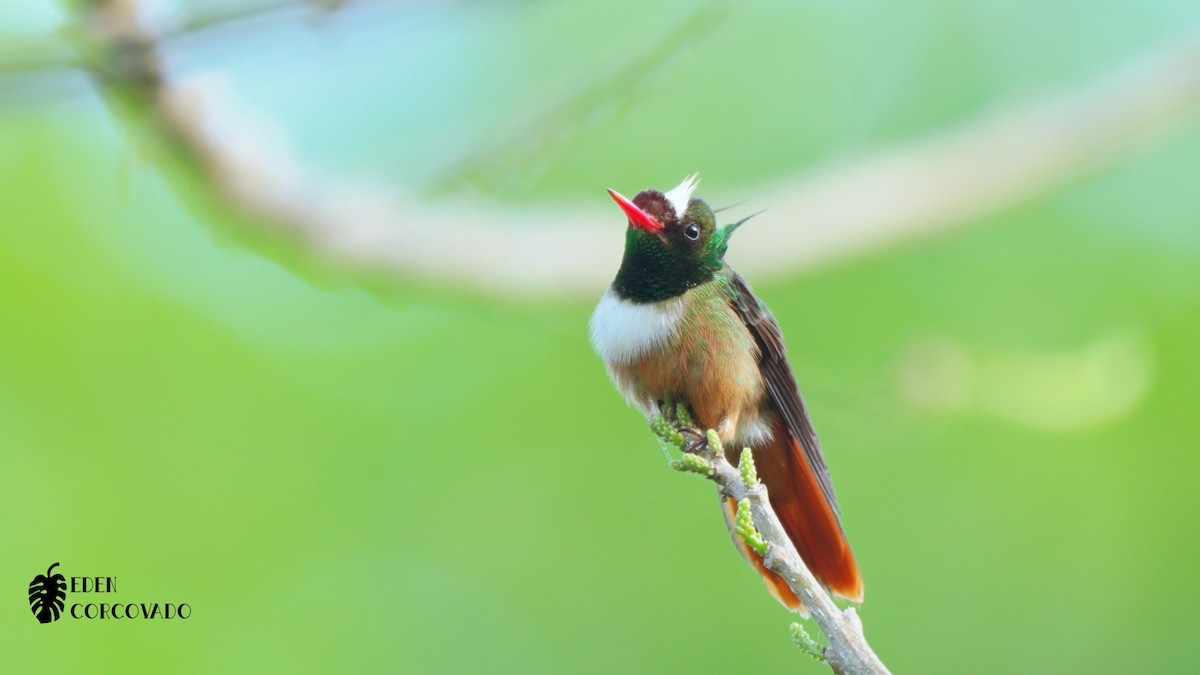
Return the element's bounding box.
[29,562,67,624]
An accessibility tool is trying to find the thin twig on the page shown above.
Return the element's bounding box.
[428,0,734,194]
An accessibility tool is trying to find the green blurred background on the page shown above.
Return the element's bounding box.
[3,0,1199,672]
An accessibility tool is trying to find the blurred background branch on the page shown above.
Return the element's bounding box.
[5,0,1199,298]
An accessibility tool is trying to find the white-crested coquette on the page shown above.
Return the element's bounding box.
[590,175,863,611]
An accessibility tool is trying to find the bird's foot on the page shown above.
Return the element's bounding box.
[679,427,709,455]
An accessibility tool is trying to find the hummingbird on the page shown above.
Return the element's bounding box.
[589,174,863,611]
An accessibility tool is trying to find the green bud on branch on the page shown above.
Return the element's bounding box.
[738,448,758,488]
[704,429,723,455]
[650,414,686,450]
[671,453,714,476]
[675,401,696,428]
[790,622,828,664]
[734,498,768,555]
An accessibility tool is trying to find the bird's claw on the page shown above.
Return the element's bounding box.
[679,427,708,455]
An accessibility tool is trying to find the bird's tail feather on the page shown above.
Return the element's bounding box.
[720,418,863,609]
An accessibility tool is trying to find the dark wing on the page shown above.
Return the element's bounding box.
[725,271,842,518]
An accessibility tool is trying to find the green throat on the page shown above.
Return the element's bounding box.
[612,229,719,303]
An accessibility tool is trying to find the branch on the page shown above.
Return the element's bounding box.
[0,0,359,82]
[659,407,890,675]
[53,2,1200,298]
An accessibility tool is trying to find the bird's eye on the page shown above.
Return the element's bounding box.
[684,223,700,240]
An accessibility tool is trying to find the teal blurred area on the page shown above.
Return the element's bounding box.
[2,0,1200,673]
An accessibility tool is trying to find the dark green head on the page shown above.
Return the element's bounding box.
[608,175,741,304]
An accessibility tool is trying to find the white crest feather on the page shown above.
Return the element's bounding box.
[663,173,699,219]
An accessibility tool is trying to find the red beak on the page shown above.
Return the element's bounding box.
[607,188,663,233]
